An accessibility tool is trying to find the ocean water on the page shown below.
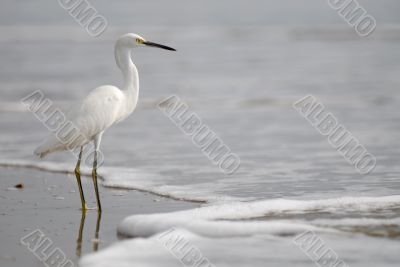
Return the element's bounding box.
[1,0,400,266]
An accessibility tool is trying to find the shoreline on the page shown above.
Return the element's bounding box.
[0,166,199,267]
[0,160,209,204]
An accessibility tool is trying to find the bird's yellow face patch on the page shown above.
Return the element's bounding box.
[136,38,145,45]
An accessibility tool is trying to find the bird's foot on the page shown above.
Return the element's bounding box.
[80,203,91,212]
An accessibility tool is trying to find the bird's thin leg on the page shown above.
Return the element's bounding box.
[92,149,102,212]
[75,146,88,211]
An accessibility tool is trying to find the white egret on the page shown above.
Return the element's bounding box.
[34,33,176,211]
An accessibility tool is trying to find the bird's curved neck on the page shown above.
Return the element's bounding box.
[115,45,139,99]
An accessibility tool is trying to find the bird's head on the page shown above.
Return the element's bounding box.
[117,33,176,51]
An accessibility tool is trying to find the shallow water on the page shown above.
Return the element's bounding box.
[1,1,400,266]
[2,25,400,201]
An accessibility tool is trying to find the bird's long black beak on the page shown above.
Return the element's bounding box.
[143,41,176,51]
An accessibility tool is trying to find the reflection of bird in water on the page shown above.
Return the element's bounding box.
[76,212,102,256]
[34,34,175,211]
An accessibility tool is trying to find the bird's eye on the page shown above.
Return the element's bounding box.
[136,38,142,44]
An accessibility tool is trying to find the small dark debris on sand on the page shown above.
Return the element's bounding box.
[14,183,24,189]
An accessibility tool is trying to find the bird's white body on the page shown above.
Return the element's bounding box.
[35,34,140,157]
[33,33,175,211]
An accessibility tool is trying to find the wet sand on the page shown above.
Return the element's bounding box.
[0,166,199,267]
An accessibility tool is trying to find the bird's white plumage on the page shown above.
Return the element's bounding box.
[71,85,126,136]
[35,33,144,158]
[33,33,174,211]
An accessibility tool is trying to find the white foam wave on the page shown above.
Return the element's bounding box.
[82,196,400,267]
[80,227,400,267]
[117,195,400,238]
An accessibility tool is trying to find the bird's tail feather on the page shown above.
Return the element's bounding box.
[34,138,64,158]
[34,147,49,158]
